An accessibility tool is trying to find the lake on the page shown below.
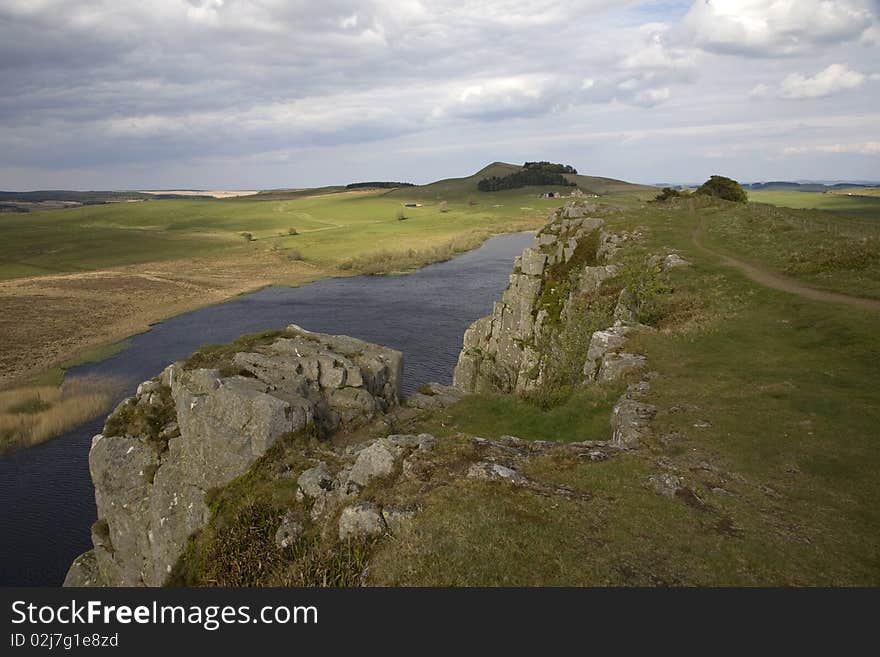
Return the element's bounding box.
[0,232,531,586]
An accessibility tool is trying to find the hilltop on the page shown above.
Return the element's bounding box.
[398,162,654,199]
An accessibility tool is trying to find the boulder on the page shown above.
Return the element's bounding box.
[610,397,656,449]
[274,510,305,548]
[347,440,396,488]
[338,503,385,540]
[297,462,334,499]
[597,352,647,383]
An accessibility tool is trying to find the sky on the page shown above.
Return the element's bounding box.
[0,0,878,190]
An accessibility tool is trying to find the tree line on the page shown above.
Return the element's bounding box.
[345,182,415,189]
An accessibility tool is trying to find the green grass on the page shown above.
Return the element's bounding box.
[27,340,130,387]
[0,164,654,282]
[368,195,880,585]
[0,187,565,281]
[418,384,624,443]
[747,190,880,222]
[697,199,880,298]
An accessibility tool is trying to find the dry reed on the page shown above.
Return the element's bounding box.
[0,376,122,453]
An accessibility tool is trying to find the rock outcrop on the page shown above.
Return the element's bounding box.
[453,202,643,394]
[65,325,402,587]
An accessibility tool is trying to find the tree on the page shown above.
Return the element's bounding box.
[696,175,747,203]
[654,187,681,202]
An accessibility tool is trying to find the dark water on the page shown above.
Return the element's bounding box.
[0,233,531,586]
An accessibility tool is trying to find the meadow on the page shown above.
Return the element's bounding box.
[0,187,564,281]
[747,189,880,221]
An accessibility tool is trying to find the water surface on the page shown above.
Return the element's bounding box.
[0,232,530,586]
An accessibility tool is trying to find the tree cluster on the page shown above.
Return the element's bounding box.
[478,162,578,192]
[523,161,578,174]
[345,182,415,189]
[696,175,748,203]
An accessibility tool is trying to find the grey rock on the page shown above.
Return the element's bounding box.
[275,510,304,549]
[63,551,101,587]
[338,503,385,541]
[663,254,690,270]
[136,380,160,397]
[649,473,684,498]
[406,382,468,410]
[610,397,657,449]
[347,440,396,488]
[69,328,404,587]
[597,352,647,383]
[583,323,636,380]
[613,288,639,324]
[381,506,416,535]
[519,248,548,277]
[467,461,529,485]
[297,462,333,499]
[453,204,615,395]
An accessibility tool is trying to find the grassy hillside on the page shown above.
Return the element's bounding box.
[367,197,880,585]
[399,162,654,200]
[163,194,880,586]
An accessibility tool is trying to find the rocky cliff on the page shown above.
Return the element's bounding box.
[453,202,644,394]
[65,326,403,586]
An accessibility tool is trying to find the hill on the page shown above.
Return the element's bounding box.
[398,162,654,199]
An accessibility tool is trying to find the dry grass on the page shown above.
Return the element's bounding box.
[338,230,493,274]
[0,376,122,453]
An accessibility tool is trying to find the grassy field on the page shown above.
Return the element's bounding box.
[364,196,880,586]
[696,194,880,298]
[0,189,554,281]
[747,189,880,221]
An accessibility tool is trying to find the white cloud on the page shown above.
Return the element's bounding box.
[1,0,879,187]
[680,0,876,57]
[752,63,871,99]
[621,23,697,70]
[782,141,880,155]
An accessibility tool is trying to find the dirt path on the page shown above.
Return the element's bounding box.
[691,213,880,312]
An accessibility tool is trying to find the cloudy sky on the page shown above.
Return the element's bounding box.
[1,0,878,189]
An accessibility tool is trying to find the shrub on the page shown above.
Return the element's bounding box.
[288,227,298,236]
[287,249,303,261]
[654,187,681,202]
[696,175,747,203]
[240,232,255,241]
